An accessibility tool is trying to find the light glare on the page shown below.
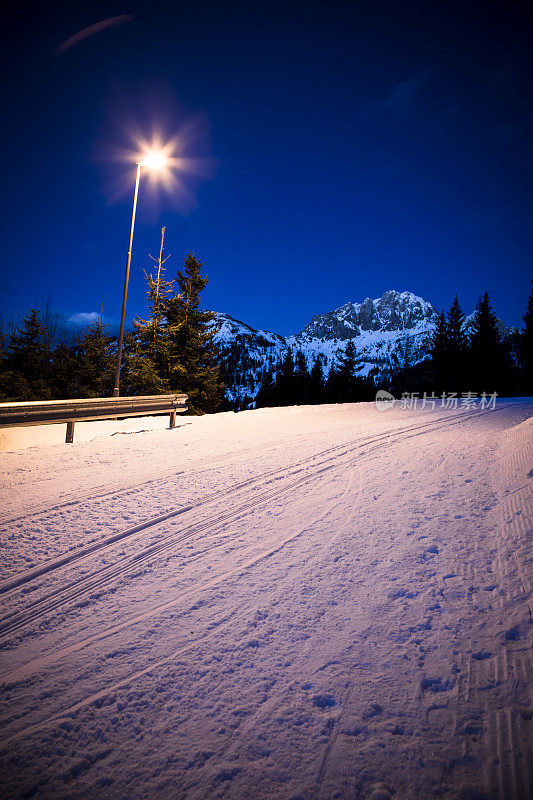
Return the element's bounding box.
[139,151,167,170]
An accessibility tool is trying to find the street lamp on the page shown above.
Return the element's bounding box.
[113,150,168,397]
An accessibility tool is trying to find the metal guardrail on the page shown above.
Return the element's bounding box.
[0,394,188,443]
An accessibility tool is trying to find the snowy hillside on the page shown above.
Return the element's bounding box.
[1,400,532,800]
[211,290,441,406]
[211,290,515,407]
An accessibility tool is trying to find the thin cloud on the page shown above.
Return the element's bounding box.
[56,15,133,55]
[67,311,101,325]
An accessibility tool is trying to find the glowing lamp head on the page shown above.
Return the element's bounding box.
[139,151,167,170]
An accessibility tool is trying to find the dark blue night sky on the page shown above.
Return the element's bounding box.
[2,0,532,335]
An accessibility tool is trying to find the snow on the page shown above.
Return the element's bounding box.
[0,399,532,799]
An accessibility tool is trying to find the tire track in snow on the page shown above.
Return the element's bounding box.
[0,407,500,647]
[480,421,533,800]
[0,406,501,601]
[0,427,319,528]
[0,472,351,747]
[0,403,525,767]
[6,407,447,530]
[0,420,422,649]
[0,432,358,594]
[313,403,528,799]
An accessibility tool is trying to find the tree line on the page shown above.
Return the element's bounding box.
[386,289,532,399]
[1,275,531,413]
[254,341,376,409]
[0,251,224,414]
[251,286,533,409]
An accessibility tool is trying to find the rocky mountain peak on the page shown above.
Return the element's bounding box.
[298,289,438,341]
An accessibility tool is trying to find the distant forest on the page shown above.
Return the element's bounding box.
[1,278,532,413]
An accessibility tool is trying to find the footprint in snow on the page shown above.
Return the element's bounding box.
[421,676,455,693]
[388,588,417,601]
[341,724,366,737]
[472,650,492,661]
[504,626,521,641]
[462,722,482,735]
[368,783,394,800]
[312,694,336,709]
[362,702,383,719]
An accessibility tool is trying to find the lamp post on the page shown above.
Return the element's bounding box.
[113,151,167,397]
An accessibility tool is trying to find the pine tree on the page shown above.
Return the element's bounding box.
[275,348,295,406]
[293,350,309,404]
[74,317,115,398]
[0,320,14,400]
[395,336,415,372]
[123,229,178,395]
[50,338,79,398]
[447,297,466,352]
[165,252,224,414]
[255,368,276,408]
[9,305,51,400]
[430,311,449,393]
[325,364,340,403]
[521,282,533,395]
[336,340,364,402]
[447,296,467,392]
[469,292,507,394]
[308,356,325,404]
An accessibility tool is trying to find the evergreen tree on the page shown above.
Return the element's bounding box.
[430,311,449,393]
[293,350,309,404]
[275,348,295,406]
[123,329,168,396]
[394,336,415,372]
[363,373,377,402]
[50,338,80,398]
[122,232,179,395]
[239,394,253,411]
[255,368,276,408]
[325,364,340,403]
[165,252,224,413]
[73,317,115,398]
[447,296,467,392]
[124,281,177,396]
[308,356,325,404]
[9,306,51,400]
[521,281,533,395]
[336,340,364,402]
[0,320,14,400]
[468,292,507,394]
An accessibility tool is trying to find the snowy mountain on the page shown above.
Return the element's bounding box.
[210,290,510,407]
[298,290,437,340]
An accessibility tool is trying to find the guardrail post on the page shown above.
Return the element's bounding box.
[169,409,176,429]
[65,421,75,443]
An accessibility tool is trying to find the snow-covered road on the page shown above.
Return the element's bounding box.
[0,401,532,800]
